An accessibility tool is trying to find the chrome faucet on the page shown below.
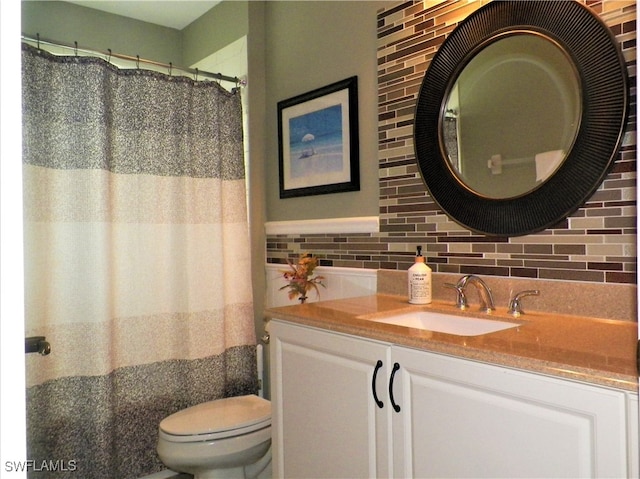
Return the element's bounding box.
[455,274,495,313]
[508,290,540,317]
[443,282,468,310]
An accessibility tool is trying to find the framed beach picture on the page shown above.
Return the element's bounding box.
[278,76,360,198]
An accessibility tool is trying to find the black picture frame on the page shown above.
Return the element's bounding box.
[278,76,360,198]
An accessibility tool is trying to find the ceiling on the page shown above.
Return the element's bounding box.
[67,1,221,30]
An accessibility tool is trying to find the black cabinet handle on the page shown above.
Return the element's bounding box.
[389,362,401,412]
[372,360,384,408]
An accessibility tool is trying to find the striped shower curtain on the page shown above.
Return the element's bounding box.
[22,43,257,478]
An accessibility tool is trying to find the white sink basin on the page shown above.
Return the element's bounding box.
[368,311,520,336]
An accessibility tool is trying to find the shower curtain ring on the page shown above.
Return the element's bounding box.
[194,68,199,81]
[136,55,140,69]
[74,41,78,56]
[169,62,173,76]
[107,49,112,64]
[36,33,40,50]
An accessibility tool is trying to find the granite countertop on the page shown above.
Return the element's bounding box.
[265,294,639,392]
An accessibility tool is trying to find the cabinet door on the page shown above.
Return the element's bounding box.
[270,320,392,479]
[392,346,629,478]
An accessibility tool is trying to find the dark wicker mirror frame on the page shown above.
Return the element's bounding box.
[414,1,628,237]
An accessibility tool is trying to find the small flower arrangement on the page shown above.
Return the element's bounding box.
[280,253,325,303]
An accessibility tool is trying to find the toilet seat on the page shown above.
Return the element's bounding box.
[159,395,271,443]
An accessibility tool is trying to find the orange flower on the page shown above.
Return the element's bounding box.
[279,253,325,301]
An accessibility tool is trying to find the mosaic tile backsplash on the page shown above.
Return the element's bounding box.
[267,0,637,285]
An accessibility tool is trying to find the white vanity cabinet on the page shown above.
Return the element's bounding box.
[391,345,631,478]
[270,319,636,478]
[270,319,393,478]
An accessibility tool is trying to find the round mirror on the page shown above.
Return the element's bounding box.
[415,1,628,236]
[443,33,581,199]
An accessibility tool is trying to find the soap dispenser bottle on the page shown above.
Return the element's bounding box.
[408,245,432,304]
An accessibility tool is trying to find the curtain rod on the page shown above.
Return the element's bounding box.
[22,33,247,87]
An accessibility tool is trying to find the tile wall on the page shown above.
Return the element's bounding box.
[266,0,637,285]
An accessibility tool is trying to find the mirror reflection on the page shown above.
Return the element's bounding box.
[442,33,581,199]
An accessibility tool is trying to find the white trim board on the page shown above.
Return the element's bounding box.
[265,216,379,235]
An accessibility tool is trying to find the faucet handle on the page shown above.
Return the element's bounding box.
[444,283,468,310]
[508,290,540,317]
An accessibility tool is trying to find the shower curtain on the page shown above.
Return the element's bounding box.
[21,43,258,478]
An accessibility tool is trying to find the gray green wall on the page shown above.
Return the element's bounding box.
[264,1,383,221]
[183,0,248,67]
[22,1,184,63]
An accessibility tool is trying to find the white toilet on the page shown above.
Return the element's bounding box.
[157,394,272,479]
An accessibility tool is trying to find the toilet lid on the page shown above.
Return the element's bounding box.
[160,395,271,438]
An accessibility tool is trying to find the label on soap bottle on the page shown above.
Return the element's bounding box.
[408,262,432,304]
